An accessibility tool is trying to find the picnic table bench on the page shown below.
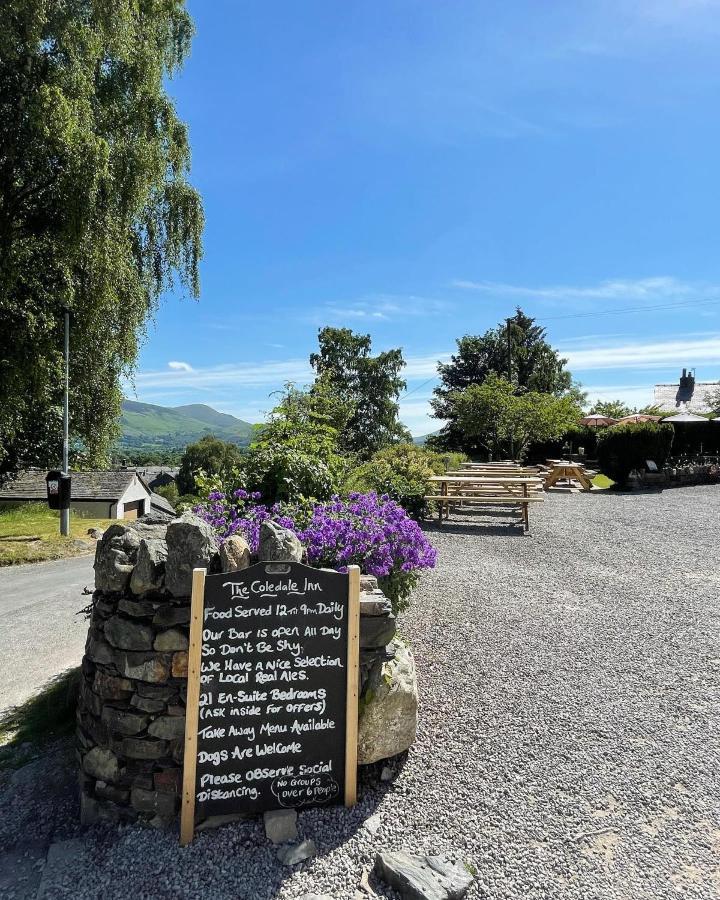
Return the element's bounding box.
[426,474,544,532]
[543,461,593,491]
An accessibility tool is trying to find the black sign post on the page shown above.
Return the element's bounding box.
[180,561,360,845]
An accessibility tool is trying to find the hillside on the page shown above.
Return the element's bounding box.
[119,400,254,451]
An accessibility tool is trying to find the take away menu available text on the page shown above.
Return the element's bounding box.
[182,562,359,837]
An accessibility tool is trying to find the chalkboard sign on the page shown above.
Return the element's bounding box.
[180,562,360,845]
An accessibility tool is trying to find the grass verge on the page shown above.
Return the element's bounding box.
[0,668,80,769]
[0,503,111,565]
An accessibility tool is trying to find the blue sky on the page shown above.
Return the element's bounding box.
[130,0,720,435]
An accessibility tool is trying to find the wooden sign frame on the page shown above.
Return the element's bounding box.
[180,563,360,846]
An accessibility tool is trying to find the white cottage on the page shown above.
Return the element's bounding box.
[0,469,175,519]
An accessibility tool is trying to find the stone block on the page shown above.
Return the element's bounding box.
[154,628,188,651]
[86,634,114,665]
[360,574,379,592]
[220,535,251,572]
[171,651,188,678]
[264,809,298,844]
[104,615,154,651]
[259,520,303,562]
[130,694,166,714]
[92,671,133,700]
[360,591,393,617]
[147,715,185,740]
[165,513,219,597]
[152,605,190,627]
[130,787,178,818]
[118,598,156,618]
[277,839,317,866]
[121,737,168,760]
[120,652,170,683]
[101,706,149,736]
[94,781,130,804]
[79,681,103,717]
[358,640,418,765]
[137,683,174,699]
[82,746,120,782]
[130,539,168,596]
[374,851,474,900]
[154,768,182,794]
[360,613,396,649]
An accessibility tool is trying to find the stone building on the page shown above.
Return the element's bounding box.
[0,469,175,519]
[653,369,718,414]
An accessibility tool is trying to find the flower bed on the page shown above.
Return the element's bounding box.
[194,490,437,612]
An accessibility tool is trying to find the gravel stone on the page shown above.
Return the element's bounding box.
[2,488,719,899]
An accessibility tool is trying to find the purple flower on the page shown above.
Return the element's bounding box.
[193,489,436,579]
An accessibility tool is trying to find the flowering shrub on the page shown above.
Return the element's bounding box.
[196,489,296,553]
[194,490,437,613]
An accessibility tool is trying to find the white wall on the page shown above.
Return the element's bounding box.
[116,476,152,518]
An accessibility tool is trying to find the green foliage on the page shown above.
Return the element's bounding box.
[175,493,201,512]
[177,435,244,495]
[379,570,420,615]
[431,309,576,450]
[596,423,674,487]
[112,447,183,467]
[154,481,179,506]
[443,375,582,460]
[344,444,447,517]
[0,2,203,476]
[310,327,410,459]
[0,667,79,752]
[526,424,598,462]
[243,385,347,503]
[589,400,634,418]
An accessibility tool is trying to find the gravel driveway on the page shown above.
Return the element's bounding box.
[2,487,719,899]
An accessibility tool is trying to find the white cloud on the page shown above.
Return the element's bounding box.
[320,295,450,323]
[168,360,194,372]
[138,359,313,390]
[561,335,720,370]
[451,275,719,303]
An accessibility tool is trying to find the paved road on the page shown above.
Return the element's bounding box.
[0,555,95,713]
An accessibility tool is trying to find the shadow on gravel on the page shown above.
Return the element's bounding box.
[0,735,409,899]
[423,521,525,537]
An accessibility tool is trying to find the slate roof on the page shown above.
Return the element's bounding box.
[0,469,147,501]
[150,492,176,515]
[653,382,717,414]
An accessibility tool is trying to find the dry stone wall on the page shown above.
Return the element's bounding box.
[77,513,417,826]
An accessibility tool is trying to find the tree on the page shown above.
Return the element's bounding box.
[443,375,582,459]
[244,384,347,502]
[589,400,634,419]
[177,436,244,496]
[344,443,446,518]
[309,327,410,458]
[0,2,203,477]
[705,383,720,413]
[430,309,576,451]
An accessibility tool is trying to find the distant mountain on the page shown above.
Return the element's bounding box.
[412,431,439,446]
[120,400,254,451]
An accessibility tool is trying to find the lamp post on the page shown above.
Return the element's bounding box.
[507,317,514,461]
[60,307,70,536]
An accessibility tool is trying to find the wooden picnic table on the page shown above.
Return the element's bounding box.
[426,474,544,531]
[543,461,593,491]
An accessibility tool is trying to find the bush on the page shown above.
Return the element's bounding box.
[177,436,245,495]
[596,423,674,487]
[344,444,447,518]
[154,482,179,506]
[244,441,342,504]
[193,490,438,614]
